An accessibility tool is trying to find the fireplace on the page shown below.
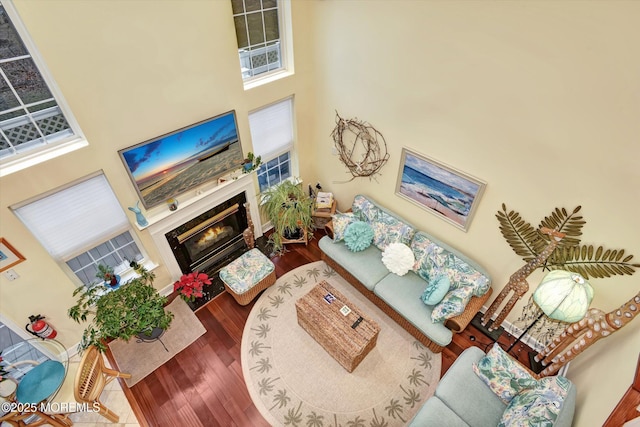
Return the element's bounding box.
[165,192,249,275]
[147,172,263,297]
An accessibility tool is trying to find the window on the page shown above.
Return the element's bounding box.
[231,0,291,82]
[248,97,294,192]
[12,172,146,287]
[0,1,86,176]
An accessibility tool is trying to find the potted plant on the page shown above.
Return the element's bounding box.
[260,179,314,253]
[96,264,119,287]
[173,271,211,302]
[242,151,262,173]
[68,268,174,352]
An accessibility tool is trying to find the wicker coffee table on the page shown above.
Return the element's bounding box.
[295,280,380,372]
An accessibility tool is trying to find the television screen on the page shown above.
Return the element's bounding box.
[119,110,244,209]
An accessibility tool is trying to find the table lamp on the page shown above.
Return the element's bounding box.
[507,270,594,372]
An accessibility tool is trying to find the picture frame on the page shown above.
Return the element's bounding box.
[0,238,26,272]
[395,147,486,232]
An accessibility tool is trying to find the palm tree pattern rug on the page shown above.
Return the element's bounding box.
[241,260,441,426]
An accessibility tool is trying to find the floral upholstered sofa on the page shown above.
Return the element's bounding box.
[318,194,493,353]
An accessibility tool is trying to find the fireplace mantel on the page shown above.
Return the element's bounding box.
[146,171,263,280]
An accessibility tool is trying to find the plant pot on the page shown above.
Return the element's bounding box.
[105,274,120,287]
[283,228,303,240]
[136,327,164,342]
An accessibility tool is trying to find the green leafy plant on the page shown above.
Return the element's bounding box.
[242,151,262,174]
[68,268,174,352]
[497,203,639,279]
[260,179,314,253]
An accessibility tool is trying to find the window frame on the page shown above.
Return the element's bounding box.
[0,0,88,177]
[248,96,297,193]
[11,171,153,288]
[232,0,294,90]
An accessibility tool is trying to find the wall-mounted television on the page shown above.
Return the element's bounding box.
[119,110,244,209]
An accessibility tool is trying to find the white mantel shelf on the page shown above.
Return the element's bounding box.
[136,170,253,231]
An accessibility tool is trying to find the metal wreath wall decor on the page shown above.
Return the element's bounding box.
[330,111,389,181]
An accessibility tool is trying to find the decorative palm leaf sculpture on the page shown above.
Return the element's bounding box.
[497,203,639,279]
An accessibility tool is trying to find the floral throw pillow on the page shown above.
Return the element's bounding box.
[499,376,572,427]
[371,219,415,251]
[351,195,377,221]
[411,233,490,296]
[430,285,474,323]
[344,221,374,252]
[472,343,538,404]
[332,212,356,242]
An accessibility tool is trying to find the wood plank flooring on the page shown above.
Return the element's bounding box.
[106,230,535,427]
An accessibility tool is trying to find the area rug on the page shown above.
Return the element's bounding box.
[108,297,206,387]
[241,260,441,426]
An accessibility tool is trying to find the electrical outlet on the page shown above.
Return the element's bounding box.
[4,269,19,281]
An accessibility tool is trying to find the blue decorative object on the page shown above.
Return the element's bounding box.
[343,221,374,252]
[128,201,148,227]
[421,274,451,305]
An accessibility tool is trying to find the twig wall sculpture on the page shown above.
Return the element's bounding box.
[330,111,389,182]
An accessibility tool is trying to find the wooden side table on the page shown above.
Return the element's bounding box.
[312,199,337,229]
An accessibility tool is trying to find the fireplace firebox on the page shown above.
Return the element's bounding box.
[165,192,249,276]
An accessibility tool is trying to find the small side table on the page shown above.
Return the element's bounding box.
[312,200,337,229]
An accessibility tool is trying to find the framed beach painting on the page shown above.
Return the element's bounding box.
[395,148,486,232]
[0,238,26,272]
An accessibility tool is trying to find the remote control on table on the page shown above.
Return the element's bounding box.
[351,316,363,329]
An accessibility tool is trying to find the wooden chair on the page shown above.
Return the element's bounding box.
[73,346,131,423]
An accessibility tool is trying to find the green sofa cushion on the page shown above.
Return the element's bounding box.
[318,236,389,291]
[374,271,453,347]
[435,347,508,427]
[408,396,470,427]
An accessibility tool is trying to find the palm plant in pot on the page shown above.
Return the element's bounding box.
[260,179,314,253]
[68,268,174,352]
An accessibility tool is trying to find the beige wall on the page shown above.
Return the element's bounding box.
[306,1,639,426]
[0,0,315,346]
[0,1,638,425]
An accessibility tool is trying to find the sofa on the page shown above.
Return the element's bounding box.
[318,194,493,353]
[408,346,577,426]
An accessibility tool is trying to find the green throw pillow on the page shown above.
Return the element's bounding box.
[421,274,450,305]
[344,221,374,252]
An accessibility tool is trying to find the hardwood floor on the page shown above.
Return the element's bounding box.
[106,230,535,427]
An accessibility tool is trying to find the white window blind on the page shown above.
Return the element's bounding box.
[13,173,129,260]
[249,97,293,161]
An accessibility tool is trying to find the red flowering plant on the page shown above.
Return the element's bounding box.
[173,271,211,302]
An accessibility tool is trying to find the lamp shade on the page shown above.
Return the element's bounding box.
[533,270,594,323]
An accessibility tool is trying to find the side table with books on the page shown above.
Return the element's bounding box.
[312,193,337,230]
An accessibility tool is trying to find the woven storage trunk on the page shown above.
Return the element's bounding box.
[295,281,379,372]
